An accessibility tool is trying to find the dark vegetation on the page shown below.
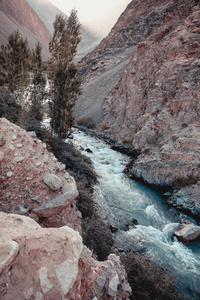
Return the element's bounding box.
[120,251,181,300]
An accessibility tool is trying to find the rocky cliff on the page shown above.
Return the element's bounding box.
[0,117,131,299]
[103,1,200,188]
[75,0,200,217]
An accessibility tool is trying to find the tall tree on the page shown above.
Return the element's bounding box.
[6,30,30,95]
[5,30,31,127]
[30,42,47,121]
[49,10,82,139]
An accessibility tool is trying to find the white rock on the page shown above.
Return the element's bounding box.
[14,156,25,162]
[7,171,13,177]
[108,274,119,297]
[174,223,200,243]
[43,173,62,191]
[0,240,19,274]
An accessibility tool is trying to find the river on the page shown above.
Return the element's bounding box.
[70,129,200,299]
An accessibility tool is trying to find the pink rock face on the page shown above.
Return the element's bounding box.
[0,118,80,230]
[0,212,132,300]
[173,223,200,243]
[0,212,98,300]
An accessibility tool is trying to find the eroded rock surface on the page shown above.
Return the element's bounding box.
[0,212,98,300]
[0,213,131,300]
[0,118,80,229]
[103,2,200,188]
[168,182,200,217]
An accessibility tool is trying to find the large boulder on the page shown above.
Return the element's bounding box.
[0,212,98,300]
[0,213,132,300]
[173,223,200,243]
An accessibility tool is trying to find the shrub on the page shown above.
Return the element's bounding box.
[120,251,181,300]
[172,176,200,190]
[76,115,96,129]
[82,213,114,261]
[0,75,4,87]
[76,182,95,219]
[101,122,109,132]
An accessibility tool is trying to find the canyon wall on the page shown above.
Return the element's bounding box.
[103,1,200,188]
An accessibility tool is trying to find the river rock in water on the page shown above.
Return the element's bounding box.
[173,223,200,243]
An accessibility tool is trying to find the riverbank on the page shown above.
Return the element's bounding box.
[74,125,200,224]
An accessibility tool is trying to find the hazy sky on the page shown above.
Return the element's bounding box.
[50,0,130,23]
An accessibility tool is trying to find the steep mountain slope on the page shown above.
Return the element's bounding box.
[0,0,51,47]
[26,0,101,61]
[75,0,187,123]
[75,0,200,214]
[0,0,51,59]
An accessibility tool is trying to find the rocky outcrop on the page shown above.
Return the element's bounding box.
[0,212,131,300]
[0,118,80,230]
[167,183,200,217]
[173,223,200,243]
[0,0,51,49]
[0,212,97,300]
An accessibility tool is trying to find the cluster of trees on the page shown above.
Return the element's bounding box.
[0,9,82,138]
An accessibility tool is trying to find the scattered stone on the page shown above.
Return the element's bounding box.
[108,274,119,297]
[7,171,13,177]
[33,185,79,218]
[110,225,119,232]
[43,154,49,163]
[28,131,37,138]
[18,205,28,215]
[96,276,106,288]
[86,148,93,153]
[16,143,23,148]
[43,174,63,191]
[14,156,25,162]
[11,133,17,140]
[0,136,6,146]
[0,151,4,162]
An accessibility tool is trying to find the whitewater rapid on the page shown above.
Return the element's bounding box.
[70,129,200,299]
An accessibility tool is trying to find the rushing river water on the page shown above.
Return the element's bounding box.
[70,129,200,299]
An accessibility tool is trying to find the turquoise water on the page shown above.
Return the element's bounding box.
[70,129,200,299]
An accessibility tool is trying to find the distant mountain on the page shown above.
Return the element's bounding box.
[0,0,51,59]
[26,0,101,61]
